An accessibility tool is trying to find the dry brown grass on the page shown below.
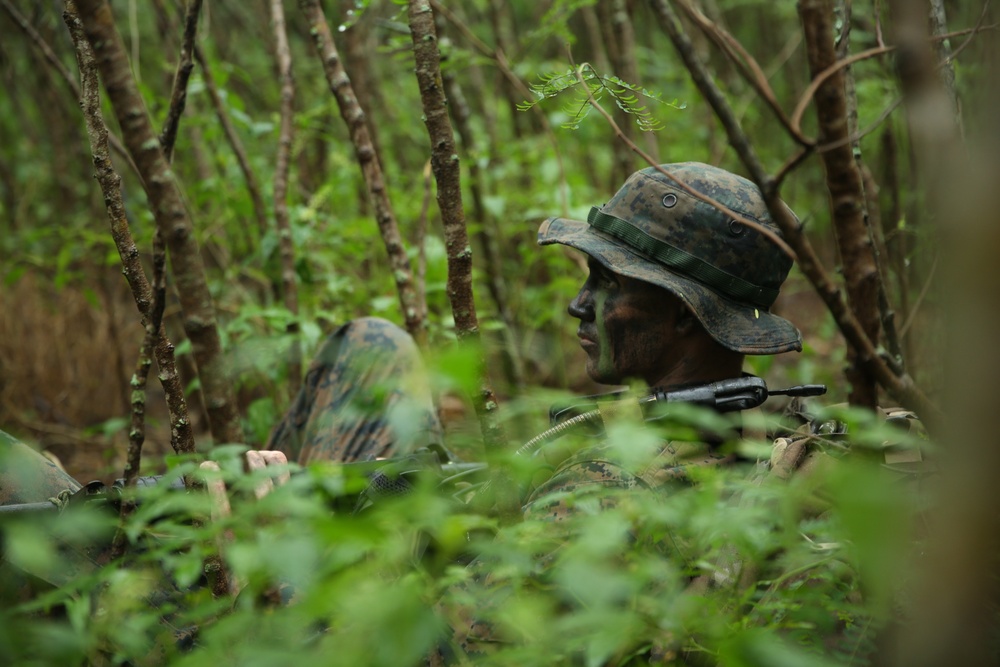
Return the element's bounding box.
[0,267,174,482]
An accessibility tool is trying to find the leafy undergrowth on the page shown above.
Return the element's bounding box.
[0,405,928,666]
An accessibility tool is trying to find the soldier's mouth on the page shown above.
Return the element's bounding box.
[577,330,597,349]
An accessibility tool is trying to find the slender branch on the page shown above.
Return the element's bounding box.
[676,0,812,146]
[874,0,886,48]
[899,255,939,339]
[569,60,795,259]
[269,0,301,398]
[407,0,507,443]
[879,124,911,359]
[123,237,167,488]
[790,22,995,137]
[62,0,196,459]
[299,0,426,344]
[816,97,903,154]
[2,0,138,177]
[159,0,203,161]
[942,3,994,68]
[862,164,905,372]
[416,159,432,323]
[109,250,165,560]
[429,0,569,216]
[791,45,892,137]
[928,0,959,118]
[75,0,244,446]
[193,44,269,243]
[649,0,940,425]
[774,147,813,190]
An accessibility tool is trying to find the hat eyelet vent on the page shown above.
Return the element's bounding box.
[661,193,678,208]
[728,219,746,236]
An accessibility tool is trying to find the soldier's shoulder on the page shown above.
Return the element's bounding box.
[767,404,929,481]
[520,442,646,521]
[0,429,81,505]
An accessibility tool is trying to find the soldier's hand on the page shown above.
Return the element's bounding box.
[198,450,290,597]
[199,450,289,521]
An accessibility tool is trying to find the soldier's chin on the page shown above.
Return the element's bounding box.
[585,361,622,387]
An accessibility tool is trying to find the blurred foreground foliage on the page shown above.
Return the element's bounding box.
[0,382,929,666]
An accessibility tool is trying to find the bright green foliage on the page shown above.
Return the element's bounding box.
[518,65,683,132]
[0,395,929,665]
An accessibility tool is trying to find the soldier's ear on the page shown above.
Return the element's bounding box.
[674,304,699,336]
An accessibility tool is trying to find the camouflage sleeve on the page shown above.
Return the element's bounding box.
[520,453,641,522]
[521,440,733,522]
[0,430,81,505]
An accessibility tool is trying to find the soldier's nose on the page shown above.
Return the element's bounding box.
[568,288,594,321]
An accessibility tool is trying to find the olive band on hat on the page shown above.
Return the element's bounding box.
[587,206,780,310]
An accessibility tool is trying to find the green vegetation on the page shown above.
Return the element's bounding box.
[1,0,995,664]
[0,405,926,665]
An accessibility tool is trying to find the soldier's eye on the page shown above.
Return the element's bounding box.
[595,269,617,287]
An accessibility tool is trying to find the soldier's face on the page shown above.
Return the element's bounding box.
[568,257,684,386]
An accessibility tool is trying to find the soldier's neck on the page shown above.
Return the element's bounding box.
[647,340,744,390]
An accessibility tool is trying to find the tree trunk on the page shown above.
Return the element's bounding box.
[798,0,880,408]
[270,0,301,399]
[63,0,196,457]
[74,0,244,447]
[407,0,513,517]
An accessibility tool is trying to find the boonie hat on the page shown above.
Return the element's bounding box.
[538,162,802,355]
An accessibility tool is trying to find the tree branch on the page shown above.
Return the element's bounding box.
[299,0,426,344]
[74,0,244,446]
[158,0,203,161]
[62,0,196,459]
[408,0,517,521]
[649,0,940,426]
[676,0,813,146]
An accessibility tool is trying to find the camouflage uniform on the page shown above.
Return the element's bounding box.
[522,439,736,522]
[267,317,442,465]
[0,429,81,505]
[523,162,801,518]
[434,163,806,660]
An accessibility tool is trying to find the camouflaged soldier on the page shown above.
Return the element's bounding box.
[267,162,804,520]
[520,161,802,520]
[267,317,443,465]
[434,163,806,660]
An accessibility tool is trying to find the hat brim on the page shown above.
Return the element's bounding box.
[539,216,802,355]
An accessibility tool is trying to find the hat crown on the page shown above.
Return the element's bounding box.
[596,163,793,307]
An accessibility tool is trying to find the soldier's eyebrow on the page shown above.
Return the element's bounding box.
[588,258,619,284]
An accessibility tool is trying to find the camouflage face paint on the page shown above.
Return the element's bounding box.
[592,288,613,380]
[569,258,686,386]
